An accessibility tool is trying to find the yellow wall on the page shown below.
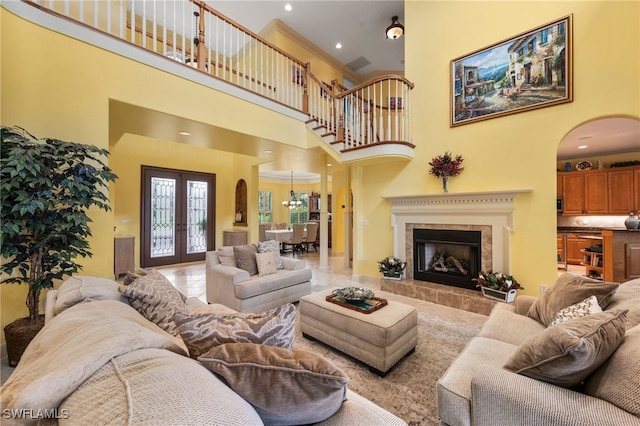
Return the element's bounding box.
[351,1,639,295]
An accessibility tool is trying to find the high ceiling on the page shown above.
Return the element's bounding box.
[208,1,405,79]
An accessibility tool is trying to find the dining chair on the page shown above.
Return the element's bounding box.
[275,222,288,230]
[282,224,305,256]
[301,222,319,252]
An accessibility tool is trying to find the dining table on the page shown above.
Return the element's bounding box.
[265,229,293,242]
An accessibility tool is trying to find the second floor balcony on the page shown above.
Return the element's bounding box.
[18,0,415,163]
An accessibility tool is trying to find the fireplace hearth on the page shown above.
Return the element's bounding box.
[413,229,481,290]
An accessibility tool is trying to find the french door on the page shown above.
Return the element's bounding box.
[141,166,215,267]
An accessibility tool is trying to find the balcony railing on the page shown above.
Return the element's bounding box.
[24,0,414,153]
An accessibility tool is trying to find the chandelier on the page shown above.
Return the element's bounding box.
[282,171,302,209]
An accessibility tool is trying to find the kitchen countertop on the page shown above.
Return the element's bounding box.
[557,227,629,233]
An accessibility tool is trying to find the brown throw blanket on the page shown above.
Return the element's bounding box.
[1,300,187,413]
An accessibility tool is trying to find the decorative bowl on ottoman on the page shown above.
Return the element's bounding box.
[332,287,375,301]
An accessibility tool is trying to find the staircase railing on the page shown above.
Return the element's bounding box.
[23,0,414,151]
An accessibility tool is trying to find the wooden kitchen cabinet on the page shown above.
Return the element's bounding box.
[635,168,640,212]
[608,168,635,214]
[602,230,640,282]
[566,233,593,264]
[559,166,640,215]
[583,171,608,214]
[561,174,586,215]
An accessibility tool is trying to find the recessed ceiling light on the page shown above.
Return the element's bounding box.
[179,131,191,136]
[284,3,292,12]
[335,43,342,49]
[265,150,273,154]
[578,145,588,149]
[327,163,333,167]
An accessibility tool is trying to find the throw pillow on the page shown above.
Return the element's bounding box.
[504,309,628,387]
[256,239,284,269]
[549,295,602,326]
[233,244,259,275]
[255,252,278,277]
[527,272,619,326]
[54,276,123,315]
[198,342,349,426]
[174,303,296,359]
[218,246,238,268]
[123,268,148,286]
[584,324,640,416]
[121,269,187,336]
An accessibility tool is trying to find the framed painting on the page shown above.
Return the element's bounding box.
[450,15,572,127]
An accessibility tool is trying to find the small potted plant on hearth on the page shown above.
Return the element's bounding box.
[378,256,407,280]
[473,271,524,303]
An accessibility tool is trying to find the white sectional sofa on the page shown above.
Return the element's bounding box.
[1,273,407,425]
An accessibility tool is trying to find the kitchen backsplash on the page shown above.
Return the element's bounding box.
[557,215,629,229]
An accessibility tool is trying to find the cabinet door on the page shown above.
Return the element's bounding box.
[566,235,590,264]
[562,174,585,215]
[608,169,634,214]
[557,174,563,197]
[635,168,640,212]
[584,171,608,214]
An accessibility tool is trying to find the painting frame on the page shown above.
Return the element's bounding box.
[450,14,573,127]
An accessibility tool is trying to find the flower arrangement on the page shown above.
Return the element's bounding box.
[378,256,407,276]
[428,151,464,178]
[473,271,524,291]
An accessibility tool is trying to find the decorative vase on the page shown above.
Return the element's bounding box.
[624,212,640,230]
[480,287,517,303]
[235,212,242,223]
[441,176,450,193]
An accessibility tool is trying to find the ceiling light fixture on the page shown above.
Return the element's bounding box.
[179,131,191,136]
[265,149,273,154]
[282,171,302,209]
[386,16,404,40]
[336,43,342,49]
[284,3,292,12]
[578,145,588,149]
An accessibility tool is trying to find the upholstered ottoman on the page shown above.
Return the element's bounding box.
[299,290,418,376]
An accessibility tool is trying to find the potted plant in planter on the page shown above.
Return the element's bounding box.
[473,271,524,303]
[377,256,407,280]
[1,126,117,366]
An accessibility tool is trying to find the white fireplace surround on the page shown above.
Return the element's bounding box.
[383,190,531,276]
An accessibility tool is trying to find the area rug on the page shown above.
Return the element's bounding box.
[293,309,483,426]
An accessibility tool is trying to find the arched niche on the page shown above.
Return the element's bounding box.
[234,179,247,226]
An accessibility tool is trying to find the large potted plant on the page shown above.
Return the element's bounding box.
[1,126,117,366]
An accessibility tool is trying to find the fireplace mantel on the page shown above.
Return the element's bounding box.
[382,190,531,276]
[383,190,531,211]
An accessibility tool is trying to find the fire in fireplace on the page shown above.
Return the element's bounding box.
[413,228,482,290]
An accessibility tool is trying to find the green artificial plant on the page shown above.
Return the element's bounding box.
[1,126,117,320]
